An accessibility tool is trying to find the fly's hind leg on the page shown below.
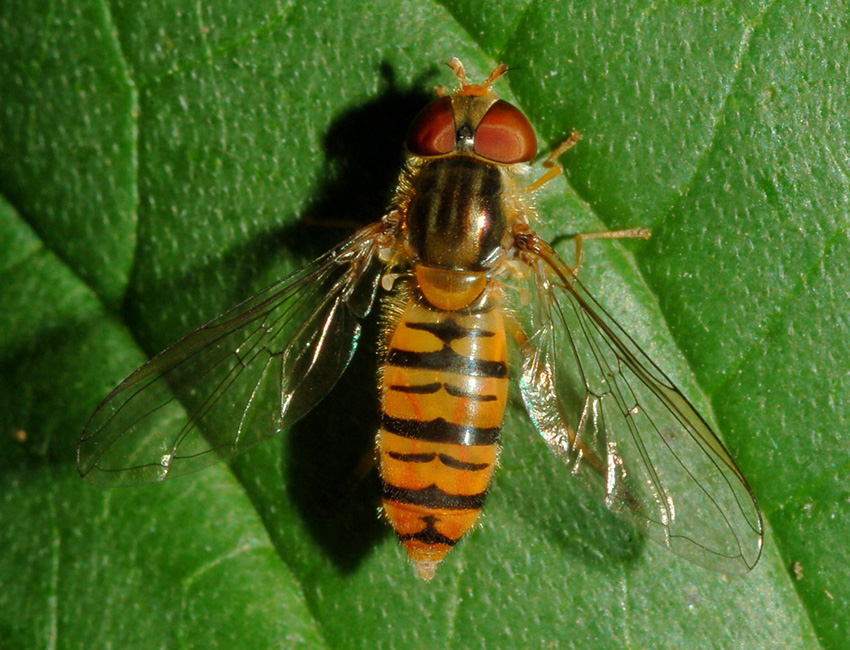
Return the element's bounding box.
[502,279,642,512]
[502,310,607,479]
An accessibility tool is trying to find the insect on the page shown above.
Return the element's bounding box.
[78,58,763,580]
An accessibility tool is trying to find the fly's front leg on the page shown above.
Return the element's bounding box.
[526,131,582,193]
[523,133,650,274]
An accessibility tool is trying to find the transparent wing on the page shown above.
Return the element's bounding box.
[78,222,391,486]
[515,236,763,573]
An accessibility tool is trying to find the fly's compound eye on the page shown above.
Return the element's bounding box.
[405,96,456,156]
[473,99,537,163]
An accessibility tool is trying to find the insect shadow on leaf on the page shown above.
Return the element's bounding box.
[260,64,437,573]
[108,63,436,575]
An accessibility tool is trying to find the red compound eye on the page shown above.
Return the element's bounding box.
[473,100,537,163]
[405,96,456,156]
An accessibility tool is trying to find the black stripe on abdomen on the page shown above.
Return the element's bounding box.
[386,347,507,378]
[389,382,442,394]
[405,318,494,344]
[443,383,497,401]
[390,382,498,401]
[387,451,491,471]
[381,482,488,510]
[382,413,500,445]
[398,515,458,546]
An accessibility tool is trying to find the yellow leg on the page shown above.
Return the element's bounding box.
[526,131,582,193]
[502,309,608,478]
[571,228,651,275]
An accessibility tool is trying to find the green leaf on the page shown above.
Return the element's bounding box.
[0,0,843,648]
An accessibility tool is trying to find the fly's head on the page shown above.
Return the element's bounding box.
[404,57,538,165]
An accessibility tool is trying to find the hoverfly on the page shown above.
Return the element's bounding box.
[78,58,763,580]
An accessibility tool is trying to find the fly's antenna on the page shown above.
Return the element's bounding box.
[447,57,471,86]
[482,62,509,88]
[447,57,509,96]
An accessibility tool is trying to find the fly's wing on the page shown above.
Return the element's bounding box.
[78,222,390,486]
[515,238,763,573]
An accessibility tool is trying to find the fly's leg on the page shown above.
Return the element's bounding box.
[515,220,650,279]
[349,450,378,493]
[503,310,608,478]
[503,282,641,512]
[524,133,651,274]
[526,131,582,193]
[570,228,651,275]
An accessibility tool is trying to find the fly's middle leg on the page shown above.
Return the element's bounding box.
[512,221,651,278]
[569,228,651,275]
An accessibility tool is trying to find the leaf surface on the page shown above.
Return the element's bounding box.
[1,0,844,648]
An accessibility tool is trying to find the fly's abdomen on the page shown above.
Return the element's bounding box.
[379,295,508,579]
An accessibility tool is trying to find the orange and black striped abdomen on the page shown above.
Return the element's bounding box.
[379,297,508,579]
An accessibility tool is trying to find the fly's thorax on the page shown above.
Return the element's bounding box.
[405,156,509,271]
